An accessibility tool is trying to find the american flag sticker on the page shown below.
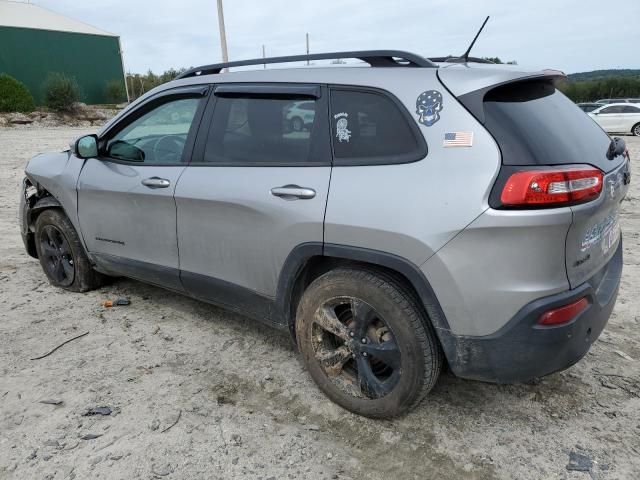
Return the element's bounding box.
[443,131,474,147]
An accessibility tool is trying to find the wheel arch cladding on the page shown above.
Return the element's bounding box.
[29,195,63,222]
[275,243,453,346]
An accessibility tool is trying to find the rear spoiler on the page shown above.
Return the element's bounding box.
[437,66,566,124]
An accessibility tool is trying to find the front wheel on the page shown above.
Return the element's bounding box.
[296,268,442,418]
[34,209,105,292]
[632,123,640,137]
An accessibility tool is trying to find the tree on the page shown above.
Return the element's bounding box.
[483,57,517,65]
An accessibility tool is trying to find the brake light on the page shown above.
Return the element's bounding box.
[538,297,589,326]
[501,167,603,206]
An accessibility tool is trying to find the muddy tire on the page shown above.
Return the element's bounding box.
[296,268,442,418]
[34,209,105,292]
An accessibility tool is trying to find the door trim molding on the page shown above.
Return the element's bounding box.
[90,253,281,329]
[91,252,185,293]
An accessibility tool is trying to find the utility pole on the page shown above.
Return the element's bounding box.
[262,45,266,68]
[216,0,229,69]
[306,33,310,65]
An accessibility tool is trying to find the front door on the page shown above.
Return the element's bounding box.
[174,84,331,318]
[77,87,208,290]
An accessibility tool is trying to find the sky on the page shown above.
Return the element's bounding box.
[34,0,639,74]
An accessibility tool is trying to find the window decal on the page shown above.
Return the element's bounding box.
[416,90,443,126]
[334,112,351,143]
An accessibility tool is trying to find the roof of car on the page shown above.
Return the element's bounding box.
[100,53,564,134]
[595,102,639,107]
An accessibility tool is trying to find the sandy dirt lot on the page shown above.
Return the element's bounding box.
[1,127,639,480]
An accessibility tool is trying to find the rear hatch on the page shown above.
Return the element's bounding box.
[439,67,630,288]
[565,161,628,287]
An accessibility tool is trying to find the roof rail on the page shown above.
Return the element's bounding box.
[429,56,495,64]
[175,50,436,79]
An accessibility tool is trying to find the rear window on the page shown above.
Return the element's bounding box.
[329,89,426,165]
[483,81,616,171]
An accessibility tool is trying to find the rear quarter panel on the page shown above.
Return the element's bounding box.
[324,70,501,266]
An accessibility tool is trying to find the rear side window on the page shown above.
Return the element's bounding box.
[600,106,624,114]
[203,95,327,165]
[622,105,640,113]
[483,81,614,171]
[329,89,426,165]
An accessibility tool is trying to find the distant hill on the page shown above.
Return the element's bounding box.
[559,69,640,102]
[568,69,640,82]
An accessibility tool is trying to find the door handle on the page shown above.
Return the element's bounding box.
[270,185,316,200]
[141,177,171,189]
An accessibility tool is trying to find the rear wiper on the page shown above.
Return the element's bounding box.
[606,137,628,160]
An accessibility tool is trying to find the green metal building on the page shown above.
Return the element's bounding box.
[0,1,127,104]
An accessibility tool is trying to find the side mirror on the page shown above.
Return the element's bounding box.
[73,134,98,159]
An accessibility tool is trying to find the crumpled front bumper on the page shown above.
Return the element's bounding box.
[19,177,38,258]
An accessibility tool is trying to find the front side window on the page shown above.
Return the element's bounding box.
[203,96,322,164]
[106,97,201,163]
[329,89,425,164]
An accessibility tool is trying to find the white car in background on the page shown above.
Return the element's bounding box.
[589,103,640,136]
[596,98,640,104]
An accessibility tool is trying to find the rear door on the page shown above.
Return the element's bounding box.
[77,86,208,289]
[174,84,331,313]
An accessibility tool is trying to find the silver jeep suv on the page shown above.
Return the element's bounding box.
[20,51,630,418]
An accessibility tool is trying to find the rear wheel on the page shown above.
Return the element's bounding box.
[296,268,442,418]
[34,209,105,292]
[632,123,640,137]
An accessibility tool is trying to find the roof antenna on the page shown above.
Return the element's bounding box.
[461,16,490,63]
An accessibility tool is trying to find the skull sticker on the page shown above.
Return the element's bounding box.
[416,90,443,126]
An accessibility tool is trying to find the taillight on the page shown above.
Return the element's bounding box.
[500,166,603,207]
[538,297,589,326]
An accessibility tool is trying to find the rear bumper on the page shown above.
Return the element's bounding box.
[444,238,622,383]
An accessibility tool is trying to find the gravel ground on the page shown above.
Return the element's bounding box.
[1,127,639,480]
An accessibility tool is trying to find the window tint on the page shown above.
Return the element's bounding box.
[330,89,423,163]
[106,97,200,163]
[622,105,640,113]
[483,81,612,171]
[580,104,600,112]
[203,96,320,164]
[600,106,624,114]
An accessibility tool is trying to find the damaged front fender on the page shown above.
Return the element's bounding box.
[20,148,89,258]
[20,176,65,258]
